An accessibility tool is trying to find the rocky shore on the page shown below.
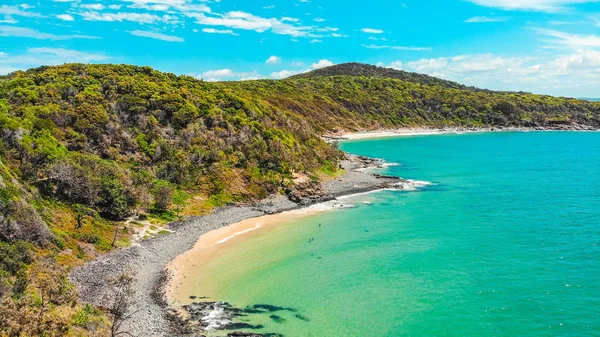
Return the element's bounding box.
[70,154,404,337]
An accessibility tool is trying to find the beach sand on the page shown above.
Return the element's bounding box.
[166,204,337,305]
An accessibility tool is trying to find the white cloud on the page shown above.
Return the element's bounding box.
[362,44,432,51]
[202,68,233,78]
[0,5,41,18]
[265,55,281,64]
[465,16,508,22]
[0,25,99,40]
[121,0,211,13]
[79,11,176,24]
[0,47,108,75]
[130,30,184,42]
[538,29,600,48]
[27,47,108,62]
[0,16,18,24]
[202,28,238,35]
[280,16,299,22]
[310,39,322,43]
[361,28,384,34]
[311,59,333,69]
[199,68,261,81]
[269,59,334,79]
[466,0,599,12]
[388,61,404,70]
[66,1,337,41]
[369,36,388,41]
[80,4,105,10]
[388,50,600,96]
[192,11,318,37]
[56,14,75,21]
[270,69,303,79]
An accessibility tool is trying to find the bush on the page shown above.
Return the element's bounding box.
[0,241,32,275]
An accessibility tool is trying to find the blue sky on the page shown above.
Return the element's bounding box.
[1,0,599,97]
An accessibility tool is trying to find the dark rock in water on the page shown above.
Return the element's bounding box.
[242,307,264,314]
[228,333,284,337]
[190,295,197,299]
[252,304,297,312]
[177,300,301,335]
[269,315,286,323]
[294,313,310,322]
[224,322,264,330]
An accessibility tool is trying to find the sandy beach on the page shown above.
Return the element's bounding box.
[332,127,514,140]
[331,125,600,141]
[70,154,402,336]
[166,201,345,306]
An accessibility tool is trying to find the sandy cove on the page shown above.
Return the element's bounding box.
[165,202,340,307]
[70,153,403,337]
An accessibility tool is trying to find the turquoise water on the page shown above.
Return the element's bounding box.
[195,132,600,336]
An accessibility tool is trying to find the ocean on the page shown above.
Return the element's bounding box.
[182,131,600,336]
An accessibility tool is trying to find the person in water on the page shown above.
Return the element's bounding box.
[319,254,323,259]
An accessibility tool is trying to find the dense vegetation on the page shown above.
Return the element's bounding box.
[230,75,600,129]
[289,62,491,92]
[0,62,598,336]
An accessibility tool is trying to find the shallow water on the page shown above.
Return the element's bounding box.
[186,131,600,336]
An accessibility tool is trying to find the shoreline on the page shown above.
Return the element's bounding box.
[69,127,598,336]
[165,200,342,307]
[327,125,600,141]
[70,154,404,336]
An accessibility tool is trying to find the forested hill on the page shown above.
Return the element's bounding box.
[289,62,479,91]
[0,63,599,335]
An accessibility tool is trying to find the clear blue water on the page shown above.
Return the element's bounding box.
[194,131,600,336]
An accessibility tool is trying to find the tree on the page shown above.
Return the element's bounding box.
[33,260,78,335]
[152,181,173,213]
[73,204,92,229]
[107,272,137,337]
[172,190,189,218]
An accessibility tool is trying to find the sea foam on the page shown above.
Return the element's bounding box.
[215,224,262,244]
[201,302,232,331]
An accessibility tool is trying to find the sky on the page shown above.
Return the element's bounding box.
[0,0,600,97]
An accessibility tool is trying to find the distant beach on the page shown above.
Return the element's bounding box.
[330,126,599,141]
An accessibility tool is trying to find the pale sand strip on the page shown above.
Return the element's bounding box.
[334,127,506,140]
[165,200,353,305]
[333,126,600,141]
[339,128,451,140]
